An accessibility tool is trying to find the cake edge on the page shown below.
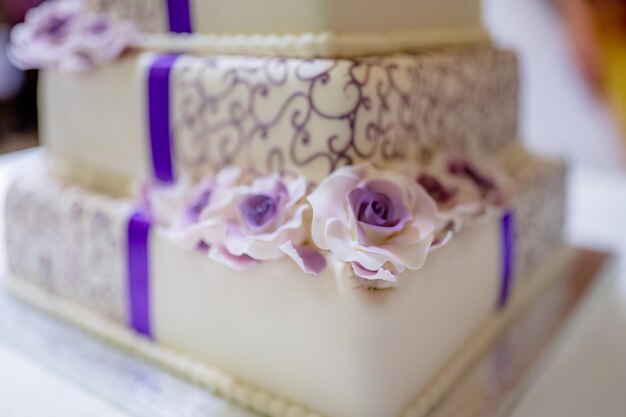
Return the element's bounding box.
[137,27,490,58]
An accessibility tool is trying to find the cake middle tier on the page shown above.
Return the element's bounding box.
[41,45,519,189]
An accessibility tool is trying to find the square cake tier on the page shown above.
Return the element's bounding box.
[41,46,518,192]
[5,152,566,417]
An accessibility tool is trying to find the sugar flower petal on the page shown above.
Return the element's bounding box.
[280,242,327,276]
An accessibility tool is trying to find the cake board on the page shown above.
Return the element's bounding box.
[0,248,613,417]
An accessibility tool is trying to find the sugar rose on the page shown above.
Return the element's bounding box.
[167,168,326,275]
[308,164,437,283]
[415,151,511,248]
[9,0,139,72]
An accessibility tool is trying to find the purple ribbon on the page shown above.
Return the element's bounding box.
[127,211,153,338]
[166,0,192,33]
[148,54,180,184]
[498,211,516,309]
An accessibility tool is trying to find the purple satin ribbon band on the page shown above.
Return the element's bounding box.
[127,212,153,338]
[148,54,180,184]
[166,0,192,33]
[498,211,516,309]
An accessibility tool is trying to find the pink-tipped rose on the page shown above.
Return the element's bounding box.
[308,164,437,285]
[415,151,511,249]
[9,0,139,73]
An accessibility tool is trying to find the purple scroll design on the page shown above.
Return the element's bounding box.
[175,60,246,174]
[172,56,420,179]
[172,49,517,180]
[90,0,163,33]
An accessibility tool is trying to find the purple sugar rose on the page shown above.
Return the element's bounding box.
[163,168,326,275]
[347,182,413,247]
[9,0,139,73]
[308,164,438,285]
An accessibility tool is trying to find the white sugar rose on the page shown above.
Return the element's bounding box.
[308,164,437,284]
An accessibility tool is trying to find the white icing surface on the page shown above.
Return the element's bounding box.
[88,0,483,37]
[41,47,518,186]
[4,245,574,417]
[191,0,482,36]
[40,54,152,180]
[151,221,501,417]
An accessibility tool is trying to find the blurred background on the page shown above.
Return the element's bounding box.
[0,0,41,153]
[0,0,625,170]
[487,0,626,172]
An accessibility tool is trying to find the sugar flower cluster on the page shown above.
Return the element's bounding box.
[142,152,510,287]
[9,0,139,73]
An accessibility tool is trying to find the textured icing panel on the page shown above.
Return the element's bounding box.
[5,170,134,323]
[172,47,518,181]
[41,46,519,186]
[85,0,483,37]
[510,158,568,282]
[85,0,166,33]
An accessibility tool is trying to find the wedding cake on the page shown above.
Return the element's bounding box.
[4,1,568,417]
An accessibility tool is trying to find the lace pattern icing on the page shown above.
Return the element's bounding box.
[86,0,165,33]
[5,173,133,323]
[510,158,567,282]
[171,46,519,182]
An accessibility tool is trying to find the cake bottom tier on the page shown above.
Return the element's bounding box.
[4,156,566,417]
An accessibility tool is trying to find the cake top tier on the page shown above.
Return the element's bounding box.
[86,0,487,57]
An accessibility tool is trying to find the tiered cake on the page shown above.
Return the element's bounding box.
[5,1,568,417]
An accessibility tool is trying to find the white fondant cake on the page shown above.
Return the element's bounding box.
[4,1,570,417]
